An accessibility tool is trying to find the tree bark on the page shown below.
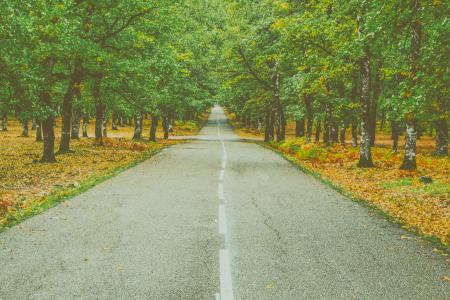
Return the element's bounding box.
[264,104,274,142]
[93,78,104,145]
[323,105,332,145]
[401,0,421,170]
[102,111,108,138]
[40,91,56,162]
[357,46,374,167]
[340,120,347,146]
[82,113,89,137]
[435,118,448,156]
[305,94,314,144]
[162,112,169,139]
[295,119,305,137]
[351,120,358,147]
[400,116,417,170]
[112,111,118,130]
[71,108,81,139]
[36,120,43,142]
[59,60,82,153]
[21,119,29,137]
[150,115,159,142]
[315,120,321,143]
[391,121,399,152]
[132,112,143,140]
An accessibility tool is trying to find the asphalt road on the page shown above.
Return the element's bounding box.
[0,106,449,299]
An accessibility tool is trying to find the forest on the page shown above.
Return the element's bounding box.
[0,1,449,241]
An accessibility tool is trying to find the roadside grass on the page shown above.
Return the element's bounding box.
[0,115,207,230]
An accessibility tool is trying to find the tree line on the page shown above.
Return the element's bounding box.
[0,0,217,162]
[217,0,448,170]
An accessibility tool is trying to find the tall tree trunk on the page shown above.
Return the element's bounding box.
[150,115,159,142]
[93,78,104,145]
[21,119,29,137]
[36,120,43,142]
[351,120,358,147]
[400,0,421,170]
[71,108,81,139]
[315,120,321,143]
[1,111,7,131]
[264,105,274,142]
[112,111,118,130]
[435,118,448,156]
[369,66,382,146]
[295,119,305,137]
[162,112,169,140]
[40,91,56,162]
[32,118,36,130]
[391,121,399,152]
[340,120,347,146]
[305,94,313,144]
[119,115,125,127]
[82,113,89,138]
[331,122,339,144]
[323,105,332,145]
[102,111,108,138]
[59,60,82,153]
[357,47,374,167]
[132,112,143,140]
[400,116,417,170]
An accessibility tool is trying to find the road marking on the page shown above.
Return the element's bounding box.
[219,170,225,181]
[218,183,224,200]
[220,249,234,300]
[219,204,227,235]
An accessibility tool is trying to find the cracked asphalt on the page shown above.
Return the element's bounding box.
[0,106,449,299]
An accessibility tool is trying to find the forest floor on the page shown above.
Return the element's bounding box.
[0,115,208,229]
[227,113,450,249]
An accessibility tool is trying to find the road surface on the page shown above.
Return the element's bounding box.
[1,106,449,299]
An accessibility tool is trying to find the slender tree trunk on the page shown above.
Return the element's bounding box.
[340,120,347,146]
[315,120,321,143]
[32,118,37,130]
[36,120,43,142]
[1,111,7,131]
[351,120,358,147]
[112,111,118,130]
[391,121,399,152]
[401,0,421,170]
[323,105,332,145]
[102,111,108,138]
[82,113,89,138]
[400,116,417,170]
[305,95,313,144]
[162,112,169,139]
[93,78,104,145]
[357,47,374,167]
[369,66,381,146]
[133,112,143,140]
[40,91,56,162]
[435,118,448,156]
[71,108,81,139]
[264,105,274,142]
[21,119,29,137]
[119,115,125,127]
[150,115,159,142]
[59,60,82,153]
[331,122,339,144]
[295,119,305,137]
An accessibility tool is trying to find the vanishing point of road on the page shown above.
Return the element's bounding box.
[1,106,449,299]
